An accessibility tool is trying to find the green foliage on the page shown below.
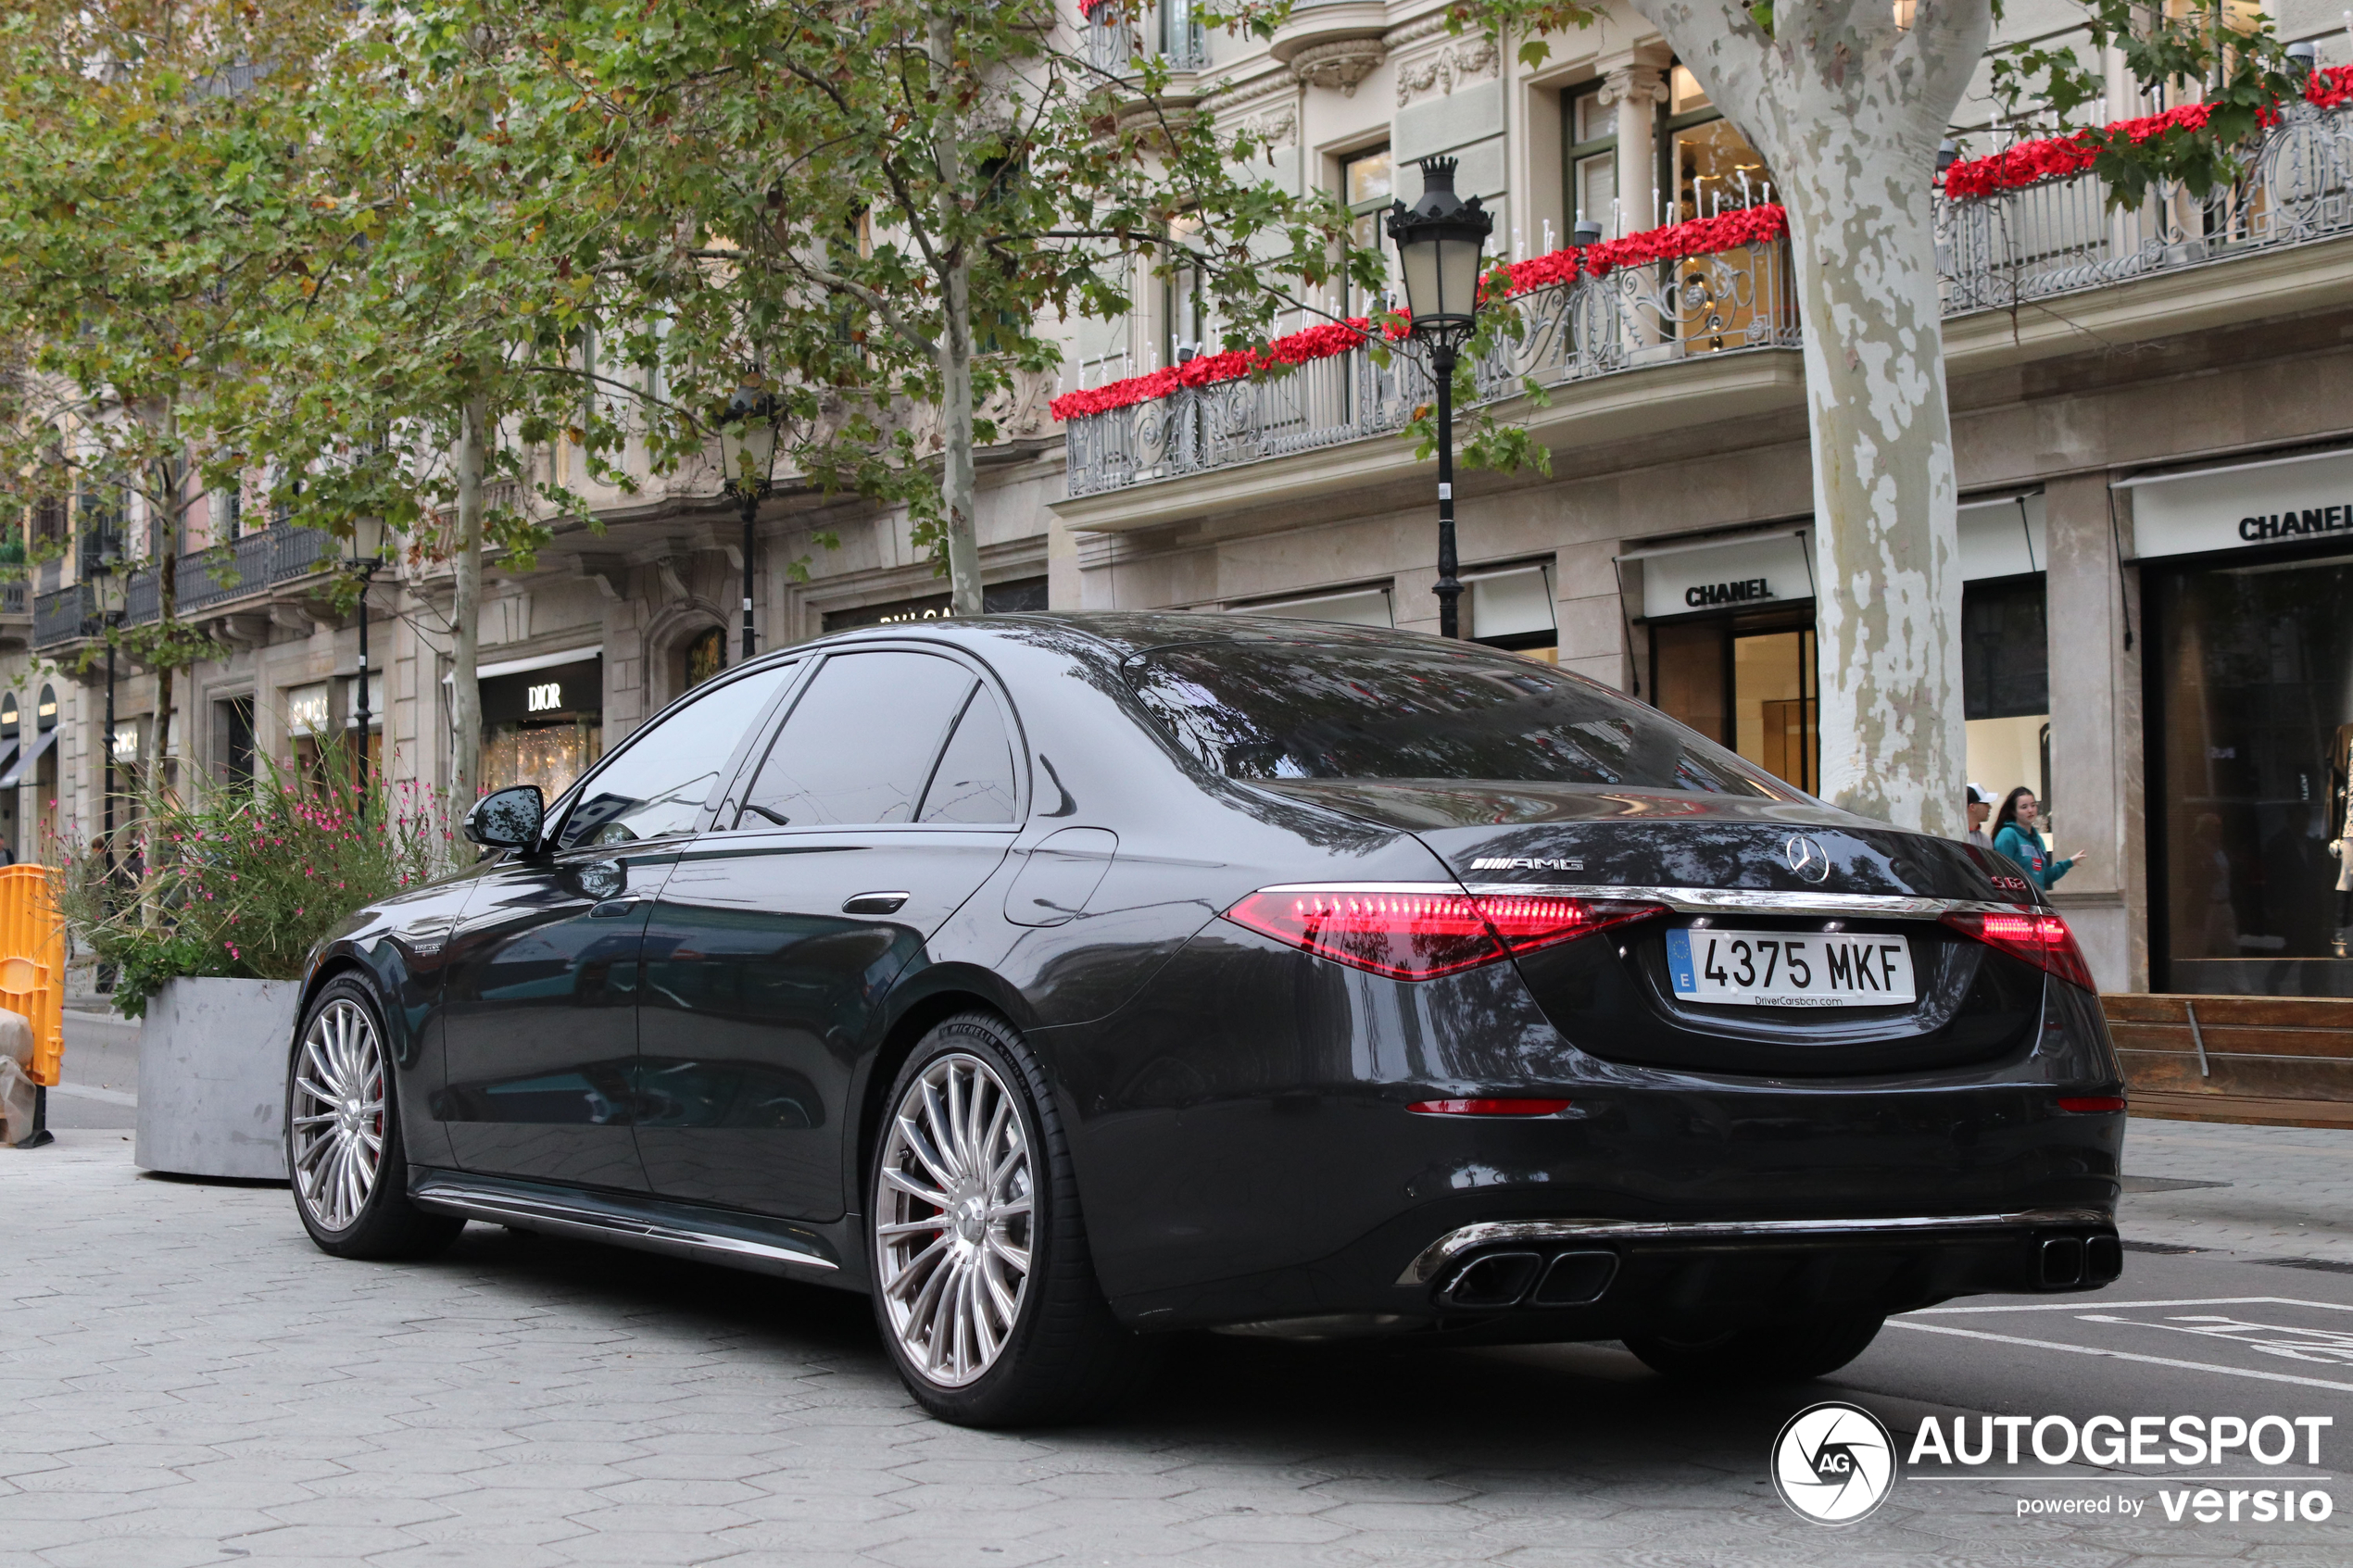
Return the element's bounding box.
[55,740,460,1018]
[1982,0,2303,207]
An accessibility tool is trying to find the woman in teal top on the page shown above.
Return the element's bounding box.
[1991,786,2074,889]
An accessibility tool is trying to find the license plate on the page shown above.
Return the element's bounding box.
[1663,927,1917,1008]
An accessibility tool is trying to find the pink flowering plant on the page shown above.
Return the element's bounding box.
[57,737,459,1017]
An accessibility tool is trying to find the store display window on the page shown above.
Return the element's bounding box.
[2152,555,2353,995]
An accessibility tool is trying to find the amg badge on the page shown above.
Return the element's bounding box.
[1470,856,1585,872]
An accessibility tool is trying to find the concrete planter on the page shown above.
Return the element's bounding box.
[135,977,303,1180]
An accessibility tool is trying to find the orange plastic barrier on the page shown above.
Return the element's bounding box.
[0,866,66,1086]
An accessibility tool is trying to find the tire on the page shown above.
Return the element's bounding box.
[1625,1312,1885,1385]
[867,1010,1155,1427]
[286,975,464,1261]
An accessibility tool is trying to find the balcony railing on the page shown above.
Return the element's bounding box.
[31,524,334,649]
[1066,237,1798,498]
[1939,98,2353,310]
[1067,97,2353,499]
[1082,2,1208,77]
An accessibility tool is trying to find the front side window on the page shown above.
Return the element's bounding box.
[558,663,796,849]
[736,650,982,828]
[1126,638,1793,797]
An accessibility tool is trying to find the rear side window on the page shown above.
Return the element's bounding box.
[560,663,797,848]
[919,690,1018,823]
[1124,639,1789,797]
[737,651,976,827]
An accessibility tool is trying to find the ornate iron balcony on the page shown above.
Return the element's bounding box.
[1065,235,1799,498]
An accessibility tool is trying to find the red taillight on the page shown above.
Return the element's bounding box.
[1407,1098,1573,1116]
[2057,1095,2127,1113]
[1941,909,2097,991]
[1221,887,1665,981]
[1474,895,1666,953]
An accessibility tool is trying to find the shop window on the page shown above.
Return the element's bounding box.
[1961,577,2051,831]
[481,657,606,801]
[1235,586,1393,628]
[1467,564,1558,660]
[683,626,725,691]
[1652,621,1730,746]
[2154,556,2353,995]
[1563,84,1617,237]
[1652,619,1817,791]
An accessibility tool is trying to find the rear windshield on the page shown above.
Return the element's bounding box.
[1124,638,1790,797]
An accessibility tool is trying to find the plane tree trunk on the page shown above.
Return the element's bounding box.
[1634,0,1992,836]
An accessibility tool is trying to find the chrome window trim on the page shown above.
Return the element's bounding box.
[1398,1208,2114,1285]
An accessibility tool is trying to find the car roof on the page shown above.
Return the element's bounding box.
[779,611,1466,664]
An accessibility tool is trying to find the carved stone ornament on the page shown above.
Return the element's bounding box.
[1240,103,1299,146]
[1393,36,1500,107]
[1596,64,1669,109]
[1288,39,1386,98]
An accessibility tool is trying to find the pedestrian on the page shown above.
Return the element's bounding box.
[1991,786,2076,890]
[1965,782,1994,851]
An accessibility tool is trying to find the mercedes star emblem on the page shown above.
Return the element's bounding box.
[1784,834,1832,884]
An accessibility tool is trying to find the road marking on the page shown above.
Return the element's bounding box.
[49,1082,136,1107]
[1914,1297,2350,1314]
[2078,1311,2353,1366]
[1886,1318,2353,1393]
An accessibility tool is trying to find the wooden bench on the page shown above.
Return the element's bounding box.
[2103,993,2353,1129]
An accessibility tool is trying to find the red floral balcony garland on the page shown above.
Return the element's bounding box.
[1049,204,1789,422]
[1054,66,2353,422]
[1943,63,2353,199]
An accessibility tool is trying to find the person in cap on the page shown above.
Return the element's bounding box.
[1965,783,1994,852]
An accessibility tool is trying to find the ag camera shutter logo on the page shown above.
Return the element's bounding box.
[1772,1401,1898,1525]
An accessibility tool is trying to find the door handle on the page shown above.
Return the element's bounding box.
[588,898,640,919]
[842,891,911,915]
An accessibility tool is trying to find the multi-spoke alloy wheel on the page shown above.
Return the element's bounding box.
[875,1051,1035,1387]
[290,997,385,1232]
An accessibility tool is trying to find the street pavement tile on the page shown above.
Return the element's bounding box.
[230,1523,423,1558]
[37,1535,252,1568]
[365,1542,578,1568]
[862,1538,1059,1568]
[1186,1511,1359,1544]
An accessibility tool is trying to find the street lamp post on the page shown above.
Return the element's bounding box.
[86,556,127,855]
[1387,156,1493,640]
[720,388,780,664]
[345,516,390,818]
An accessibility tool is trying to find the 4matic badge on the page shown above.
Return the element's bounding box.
[1772,1401,1898,1525]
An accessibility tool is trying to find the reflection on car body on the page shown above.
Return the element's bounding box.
[284,614,2127,1428]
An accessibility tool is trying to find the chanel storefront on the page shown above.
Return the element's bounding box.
[1619,496,2053,805]
[2125,446,2353,997]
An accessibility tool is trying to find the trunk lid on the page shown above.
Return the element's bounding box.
[1261,781,2049,1078]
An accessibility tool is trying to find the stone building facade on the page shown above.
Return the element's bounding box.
[14,0,2353,1006]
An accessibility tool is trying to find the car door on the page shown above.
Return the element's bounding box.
[635,646,1024,1221]
[434,661,800,1188]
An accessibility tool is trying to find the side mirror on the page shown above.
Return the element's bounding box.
[463,785,545,851]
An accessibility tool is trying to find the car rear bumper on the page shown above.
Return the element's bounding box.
[1126,1208,2123,1341]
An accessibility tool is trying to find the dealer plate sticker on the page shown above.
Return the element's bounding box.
[1664,927,1916,1008]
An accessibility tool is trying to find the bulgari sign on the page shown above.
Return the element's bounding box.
[2116,448,2353,558]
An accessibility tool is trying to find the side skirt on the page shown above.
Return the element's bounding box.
[409,1168,868,1292]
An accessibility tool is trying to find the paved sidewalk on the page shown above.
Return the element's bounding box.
[0,1120,2345,1568]
[2119,1116,2353,1261]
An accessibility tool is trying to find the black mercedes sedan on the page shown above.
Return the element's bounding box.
[285,613,2124,1426]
